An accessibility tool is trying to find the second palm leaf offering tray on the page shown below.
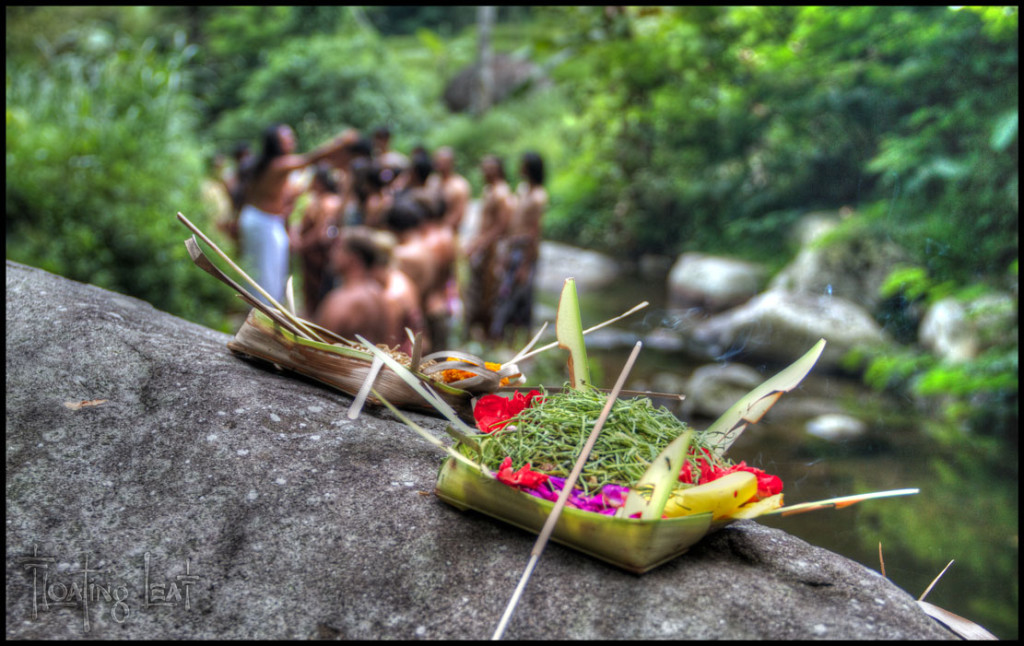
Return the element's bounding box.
[177,212,527,422]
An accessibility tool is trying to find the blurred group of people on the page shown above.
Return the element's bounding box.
[210,123,547,355]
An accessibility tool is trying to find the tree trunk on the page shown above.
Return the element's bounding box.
[474,6,496,116]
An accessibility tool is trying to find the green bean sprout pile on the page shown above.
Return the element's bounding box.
[460,386,719,496]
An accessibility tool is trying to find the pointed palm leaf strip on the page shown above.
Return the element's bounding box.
[706,338,826,458]
[616,428,693,520]
[285,275,297,315]
[371,389,489,474]
[177,212,325,342]
[762,488,920,517]
[514,302,648,364]
[503,321,548,366]
[919,559,955,602]
[492,341,644,641]
[347,355,385,420]
[356,336,481,448]
[183,237,308,339]
[917,601,998,640]
[556,278,591,389]
[409,331,424,373]
[918,563,999,641]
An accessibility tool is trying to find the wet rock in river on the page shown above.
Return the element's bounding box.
[667,252,767,314]
[768,212,913,314]
[535,241,621,294]
[919,293,1017,363]
[806,413,869,442]
[680,363,764,420]
[690,290,892,372]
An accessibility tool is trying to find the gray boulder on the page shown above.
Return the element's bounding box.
[668,253,767,313]
[691,290,892,371]
[768,212,913,313]
[536,240,621,294]
[919,293,1018,363]
[443,53,544,113]
[6,261,951,640]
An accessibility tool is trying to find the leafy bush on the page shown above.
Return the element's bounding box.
[209,31,433,153]
[542,6,1018,276]
[6,28,236,331]
[849,262,1019,442]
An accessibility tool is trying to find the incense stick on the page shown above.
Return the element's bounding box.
[513,301,649,363]
[491,341,644,641]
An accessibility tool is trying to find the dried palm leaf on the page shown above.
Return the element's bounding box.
[227,308,478,420]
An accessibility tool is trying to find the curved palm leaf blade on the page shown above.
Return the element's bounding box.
[706,338,826,457]
[556,278,591,389]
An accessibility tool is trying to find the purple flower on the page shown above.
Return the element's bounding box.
[517,476,629,515]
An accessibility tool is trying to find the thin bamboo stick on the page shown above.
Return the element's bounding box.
[176,212,326,343]
[513,301,649,363]
[491,341,644,640]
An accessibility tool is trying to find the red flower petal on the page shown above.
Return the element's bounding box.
[496,456,549,488]
[473,391,544,434]
[474,394,512,433]
[676,448,784,499]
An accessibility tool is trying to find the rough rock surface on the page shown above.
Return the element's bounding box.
[5,261,951,640]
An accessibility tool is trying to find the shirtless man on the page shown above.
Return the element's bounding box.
[314,228,390,344]
[427,146,471,235]
[368,231,426,354]
[492,152,548,342]
[382,197,445,351]
[418,192,457,352]
[427,147,472,336]
[239,123,354,305]
[293,163,344,318]
[463,155,513,342]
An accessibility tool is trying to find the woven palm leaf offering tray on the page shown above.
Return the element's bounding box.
[350,276,918,582]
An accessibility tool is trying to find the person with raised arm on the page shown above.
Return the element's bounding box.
[238,123,355,305]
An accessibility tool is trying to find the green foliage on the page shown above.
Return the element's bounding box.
[861,7,1019,283]
[208,30,432,151]
[543,6,1018,279]
[852,262,1018,442]
[362,6,536,37]
[178,6,359,143]
[6,27,236,331]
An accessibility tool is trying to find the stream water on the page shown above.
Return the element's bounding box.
[519,268,1018,639]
